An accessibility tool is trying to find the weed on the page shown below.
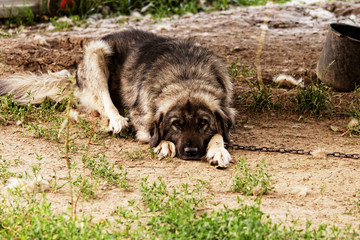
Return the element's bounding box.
[49,17,74,31]
[124,148,148,161]
[0,192,121,239]
[0,94,31,124]
[230,157,273,196]
[49,170,66,192]
[329,87,360,136]
[213,0,230,10]
[136,177,355,239]
[31,153,43,179]
[0,94,68,141]
[84,154,130,190]
[344,119,360,136]
[0,26,24,39]
[49,16,86,31]
[354,189,360,212]
[0,176,359,239]
[112,205,141,236]
[248,81,279,112]
[229,58,241,79]
[290,83,333,117]
[72,174,97,200]
[0,155,20,184]
[229,58,256,81]
[348,86,360,120]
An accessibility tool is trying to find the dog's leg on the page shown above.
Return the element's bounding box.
[154,140,176,160]
[77,40,128,133]
[205,134,231,168]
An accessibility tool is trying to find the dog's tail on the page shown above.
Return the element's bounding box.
[0,70,74,104]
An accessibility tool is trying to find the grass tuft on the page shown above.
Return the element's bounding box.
[84,154,131,190]
[231,157,273,196]
[248,81,279,112]
[290,83,333,117]
[1,176,359,239]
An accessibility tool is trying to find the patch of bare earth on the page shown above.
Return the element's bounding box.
[1,1,360,230]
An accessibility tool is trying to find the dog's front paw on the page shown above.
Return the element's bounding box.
[154,140,176,160]
[206,134,231,169]
[108,116,129,134]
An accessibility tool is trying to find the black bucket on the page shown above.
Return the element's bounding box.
[317,23,360,92]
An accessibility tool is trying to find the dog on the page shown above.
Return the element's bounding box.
[0,29,235,167]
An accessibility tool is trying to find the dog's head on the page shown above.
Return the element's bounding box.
[149,98,234,160]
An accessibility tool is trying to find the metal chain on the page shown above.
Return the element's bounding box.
[225,143,360,159]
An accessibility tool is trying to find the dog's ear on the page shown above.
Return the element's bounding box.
[215,110,234,143]
[150,113,164,148]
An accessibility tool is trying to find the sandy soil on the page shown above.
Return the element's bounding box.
[1,1,360,230]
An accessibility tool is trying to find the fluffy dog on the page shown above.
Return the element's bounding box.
[0,29,235,167]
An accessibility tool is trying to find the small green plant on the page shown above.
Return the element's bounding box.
[0,192,121,239]
[49,17,74,31]
[84,154,130,190]
[354,189,360,212]
[49,170,67,192]
[348,86,360,119]
[0,94,68,141]
[248,81,279,112]
[0,26,24,39]
[1,176,359,239]
[30,153,43,179]
[290,83,333,117]
[0,155,20,183]
[72,174,97,200]
[124,148,150,161]
[229,58,256,80]
[213,0,229,10]
[230,157,273,196]
[344,119,360,136]
[49,16,86,31]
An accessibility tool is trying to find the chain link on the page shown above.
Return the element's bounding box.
[225,143,360,160]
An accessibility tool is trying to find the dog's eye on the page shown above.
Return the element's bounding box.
[172,120,181,129]
[199,119,208,128]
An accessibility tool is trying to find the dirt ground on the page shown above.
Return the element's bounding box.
[1,1,360,230]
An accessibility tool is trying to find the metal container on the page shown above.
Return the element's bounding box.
[317,23,360,92]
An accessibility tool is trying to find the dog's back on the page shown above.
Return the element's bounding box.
[101,29,232,114]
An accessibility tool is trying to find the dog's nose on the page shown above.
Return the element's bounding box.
[184,147,198,156]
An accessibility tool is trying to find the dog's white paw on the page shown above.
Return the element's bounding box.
[206,134,231,169]
[206,147,231,168]
[108,116,129,134]
[154,140,176,160]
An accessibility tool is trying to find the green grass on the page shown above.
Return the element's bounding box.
[84,154,131,190]
[247,81,280,112]
[0,193,121,239]
[1,0,291,27]
[49,15,87,31]
[1,174,359,239]
[229,57,256,81]
[290,83,333,117]
[348,86,360,120]
[0,155,21,184]
[0,94,67,141]
[231,157,273,196]
[0,94,109,144]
